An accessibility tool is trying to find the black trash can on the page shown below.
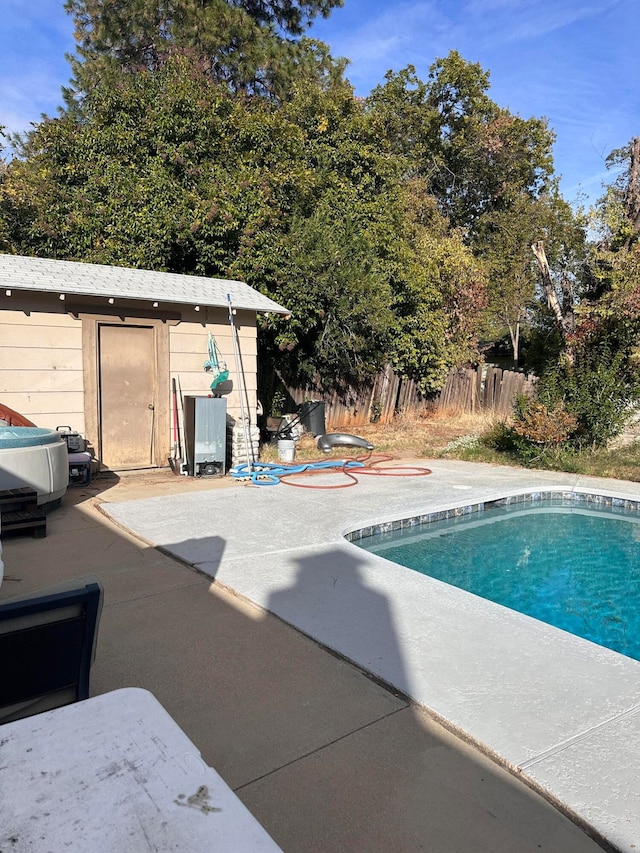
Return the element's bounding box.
[298,400,326,436]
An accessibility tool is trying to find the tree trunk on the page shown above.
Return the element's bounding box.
[531,240,575,361]
[507,317,520,367]
[623,136,640,252]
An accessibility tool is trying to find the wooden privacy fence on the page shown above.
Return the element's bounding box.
[268,364,536,429]
[281,364,400,428]
[436,366,537,416]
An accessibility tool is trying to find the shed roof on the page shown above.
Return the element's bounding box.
[0,254,289,315]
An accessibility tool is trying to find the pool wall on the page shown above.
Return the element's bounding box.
[345,489,640,543]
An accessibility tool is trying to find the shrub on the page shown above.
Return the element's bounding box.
[481,419,534,457]
[511,399,577,445]
[537,343,639,448]
[481,417,581,470]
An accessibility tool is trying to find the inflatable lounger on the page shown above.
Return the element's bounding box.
[316,433,374,453]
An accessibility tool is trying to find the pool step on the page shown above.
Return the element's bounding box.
[0,488,47,539]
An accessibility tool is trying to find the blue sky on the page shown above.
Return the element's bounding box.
[1,0,637,205]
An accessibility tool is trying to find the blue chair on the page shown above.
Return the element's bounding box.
[0,579,103,723]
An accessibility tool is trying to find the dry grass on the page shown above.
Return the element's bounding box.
[343,410,492,457]
[259,409,499,463]
[583,443,640,482]
[258,409,640,483]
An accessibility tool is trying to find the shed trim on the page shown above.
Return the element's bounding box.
[0,254,289,316]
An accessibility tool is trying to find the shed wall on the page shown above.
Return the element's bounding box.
[0,310,85,432]
[0,304,258,454]
[170,310,257,418]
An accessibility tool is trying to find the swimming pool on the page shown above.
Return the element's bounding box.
[103,468,640,850]
[356,494,640,662]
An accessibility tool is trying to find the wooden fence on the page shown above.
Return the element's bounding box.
[436,366,537,417]
[264,364,536,429]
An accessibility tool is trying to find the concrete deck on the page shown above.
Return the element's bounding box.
[1,461,622,852]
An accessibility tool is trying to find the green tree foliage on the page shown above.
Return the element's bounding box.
[508,137,640,451]
[3,33,580,395]
[426,54,554,230]
[366,53,582,366]
[256,204,396,383]
[477,190,586,364]
[231,79,488,389]
[387,181,488,392]
[64,0,345,102]
[2,57,246,268]
[367,53,555,233]
[574,137,640,398]
[593,137,640,255]
[0,50,491,390]
[588,138,640,315]
[0,56,477,387]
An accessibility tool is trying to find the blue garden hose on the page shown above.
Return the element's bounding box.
[230,459,365,486]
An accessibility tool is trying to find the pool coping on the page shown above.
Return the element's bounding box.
[102,463,640,852]
[345,487,640,543]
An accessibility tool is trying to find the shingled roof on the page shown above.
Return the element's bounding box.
[0,254,289,315]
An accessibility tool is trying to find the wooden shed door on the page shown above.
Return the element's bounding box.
[98,324,156,468]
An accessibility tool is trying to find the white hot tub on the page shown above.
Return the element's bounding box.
[0,427,69,507]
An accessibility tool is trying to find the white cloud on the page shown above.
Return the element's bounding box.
[320,1,453,75]
[462,0,624,43]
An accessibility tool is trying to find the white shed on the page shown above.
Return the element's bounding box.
[0,254,288,470]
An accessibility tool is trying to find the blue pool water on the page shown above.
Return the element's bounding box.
[357,498,640,661]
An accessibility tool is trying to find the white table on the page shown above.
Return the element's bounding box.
[0,687,281,851]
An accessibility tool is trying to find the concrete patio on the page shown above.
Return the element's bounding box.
[0,462,614,852]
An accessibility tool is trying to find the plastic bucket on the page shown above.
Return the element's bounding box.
[277,439,295,463]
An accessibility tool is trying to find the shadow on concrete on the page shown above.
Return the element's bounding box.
[0,490,608,853]
[265,547,410,697]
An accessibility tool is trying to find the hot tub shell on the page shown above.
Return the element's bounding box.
[0,428,69,506]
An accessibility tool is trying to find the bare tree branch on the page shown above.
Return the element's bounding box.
[623,136,640,252]
[531,240,576,360]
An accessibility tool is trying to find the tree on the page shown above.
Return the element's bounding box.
[253,203,396,384]
[366,53,568,366]
[594,137,640,255]
[388,179,488,392]
[8,41,572,396]
[63,0,345,102]
[531,238,577,370]
[1,54,330,270]
[230,79,463,388]
[367,53,556,235]
[471,190,581,365]
[583,136,640,379]
[621,137,640,252]
[474,187,585,365]
[516,137,640,448]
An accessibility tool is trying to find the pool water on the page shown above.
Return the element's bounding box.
[357,499,640,661]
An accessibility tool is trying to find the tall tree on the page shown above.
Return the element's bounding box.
[6,40,568,393]
[387,178,488,392]
[477,190,585,364]
[593,137,640,256]
[367,52,568,365]
[583,136,640,374]
[63,0,344,102]
[519,137,640,448]
[0,53,489,391]
[367,53,556,236]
